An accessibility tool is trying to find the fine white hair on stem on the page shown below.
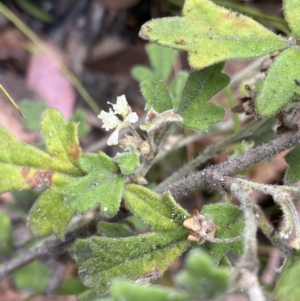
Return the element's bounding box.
[230,181,266,301]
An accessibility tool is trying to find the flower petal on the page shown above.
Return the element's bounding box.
[107,128,120,145]
[113,95,130,117]
[98,109,119,131]
[125,112,139,124]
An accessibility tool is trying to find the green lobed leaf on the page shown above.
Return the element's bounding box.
[178,63,230,131]
[73,185,190,294]
[256,48,300,117]
[110,280,188,301]
[283,0,300,40]
[74,233,189,294]
[124,184,189,231]
[41,109,82,170]
[0,108,83,237]
[175,250,229,299]
[284,145,300,184]
[131,44,178,83]
[139,0,288,70]
[0,109,82,185]
[63,152,124,217]
[141,80,173,113]
[113,152,140,175]
[0,212,13,255]
[202,203,244,264]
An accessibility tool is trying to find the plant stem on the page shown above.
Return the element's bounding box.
[230,180,265,301]
[158,129,300,198]
[253,205,296,257]
[155,118,271,193]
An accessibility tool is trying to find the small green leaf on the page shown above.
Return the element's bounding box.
[256,48,300,116]
[202,203,244,264]
[131,66,156,83]
[74,234,189,294]
[176,250,229,299]
[113,152,140,175]
[131,44,178,82]
[73,185,190,294]
[29,187,75,238]
[42,109,82,170]
[141,80,173,113]
[139,0,288,70]
[110,280,188,301]
[178,63,230,131]
[146,44,178,81]
[13,261,51,293]
[169,71,189,111]
[274,256,300,301]
[124,184,189,231]
[283,0,300,40]
[0,212,13,255]
[284,146,300,184]
[19,100,47,131]
[63,152,124,216]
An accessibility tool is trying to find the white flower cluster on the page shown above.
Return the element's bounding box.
[98,95,139,146]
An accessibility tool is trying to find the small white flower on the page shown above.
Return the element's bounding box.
[98,109,119,131]
[98,95,139,146]
[112,95,131,117]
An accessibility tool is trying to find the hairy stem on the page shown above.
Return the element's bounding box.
[158,130,300,198]
[253,205,296,257]
[155,118,271,191]
[230,181,265,301]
